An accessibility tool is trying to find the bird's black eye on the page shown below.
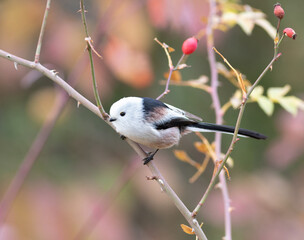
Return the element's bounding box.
[120,112,126,117]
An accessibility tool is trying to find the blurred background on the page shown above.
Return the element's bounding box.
[0,0,303,239]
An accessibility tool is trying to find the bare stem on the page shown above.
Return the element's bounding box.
[156,53,187,100]
[0,49,208,240]
[156,66,173,100]
[80,0,108,120]
[34,0,52,63]
[204,0,232,239]
[273,19,281,59]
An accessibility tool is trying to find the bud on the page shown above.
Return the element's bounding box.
[283,28,297,39]
[274,3,285,19]
[182,37,198,55]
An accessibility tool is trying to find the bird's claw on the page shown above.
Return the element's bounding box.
[143,149,159,165]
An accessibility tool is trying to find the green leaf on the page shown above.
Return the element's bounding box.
[255,18,276,39]
[278,96,303,116]
[257,96,274,116]
[250,85,264,99]
[230,90,242,109]
[267,85,291,102]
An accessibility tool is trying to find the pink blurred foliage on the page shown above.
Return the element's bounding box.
[204,171,304,240]
[5,183,132,240]
[43,19,84,70]
[104,36,154,89]
[0,0,209,96]
[0,225,19,240]
[0,0,44,94]
[147,0,208,35]
[266,109,304,169]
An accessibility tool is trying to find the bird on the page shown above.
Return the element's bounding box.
[109,97,266,164]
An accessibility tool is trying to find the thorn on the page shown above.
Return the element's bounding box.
[14,62,18,70]
[77,101,81,108]
[50,69,58,76]
[146,176,158,181]
[84,36,91,42]
[228,207,235,213]
[157,178,164,186]
[215,182,222,189]
[77,9,87,13]
[192,218,199,226]
[85,37,103,59]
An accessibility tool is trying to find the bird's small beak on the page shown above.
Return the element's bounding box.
[109,117,117,122]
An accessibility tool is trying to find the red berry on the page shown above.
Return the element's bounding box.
[274,3,285,19]
[283,28,297,39]
[182,37,198,55]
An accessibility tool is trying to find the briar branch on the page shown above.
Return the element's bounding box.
[80,0,107,119]
[34,0,52,63]
[205,0,232,239]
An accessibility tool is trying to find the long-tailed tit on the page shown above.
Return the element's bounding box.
[109,97,266,164]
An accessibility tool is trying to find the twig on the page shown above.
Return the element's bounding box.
[79,0,108,120]
[0,50,101,117]
[204,0,232,239]
[155,38,187,100]
[156,66,173,100]
[0,49,208,240]
[34,0,52,63]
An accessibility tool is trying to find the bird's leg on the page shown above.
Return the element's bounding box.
[120,135,126,140]
[143,149,159,165]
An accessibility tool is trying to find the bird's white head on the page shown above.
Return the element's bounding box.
[109,97,143,135]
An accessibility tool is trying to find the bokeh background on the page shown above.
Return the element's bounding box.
[0,0,304,239]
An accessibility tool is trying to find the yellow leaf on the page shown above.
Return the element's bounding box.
[174,150,189,162]
[257,96,274,116]
[163,70,182,82]
[267,85,291,102]
[168,46,175,53]
[189,156,210,183]
[213,47,246,96]
[173,150,200,169]
[180,224,195,235]
[194,142,208,154]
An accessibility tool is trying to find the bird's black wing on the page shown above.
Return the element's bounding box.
[155,117,196,130]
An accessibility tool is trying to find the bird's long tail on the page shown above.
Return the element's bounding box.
[187,122,267,140]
